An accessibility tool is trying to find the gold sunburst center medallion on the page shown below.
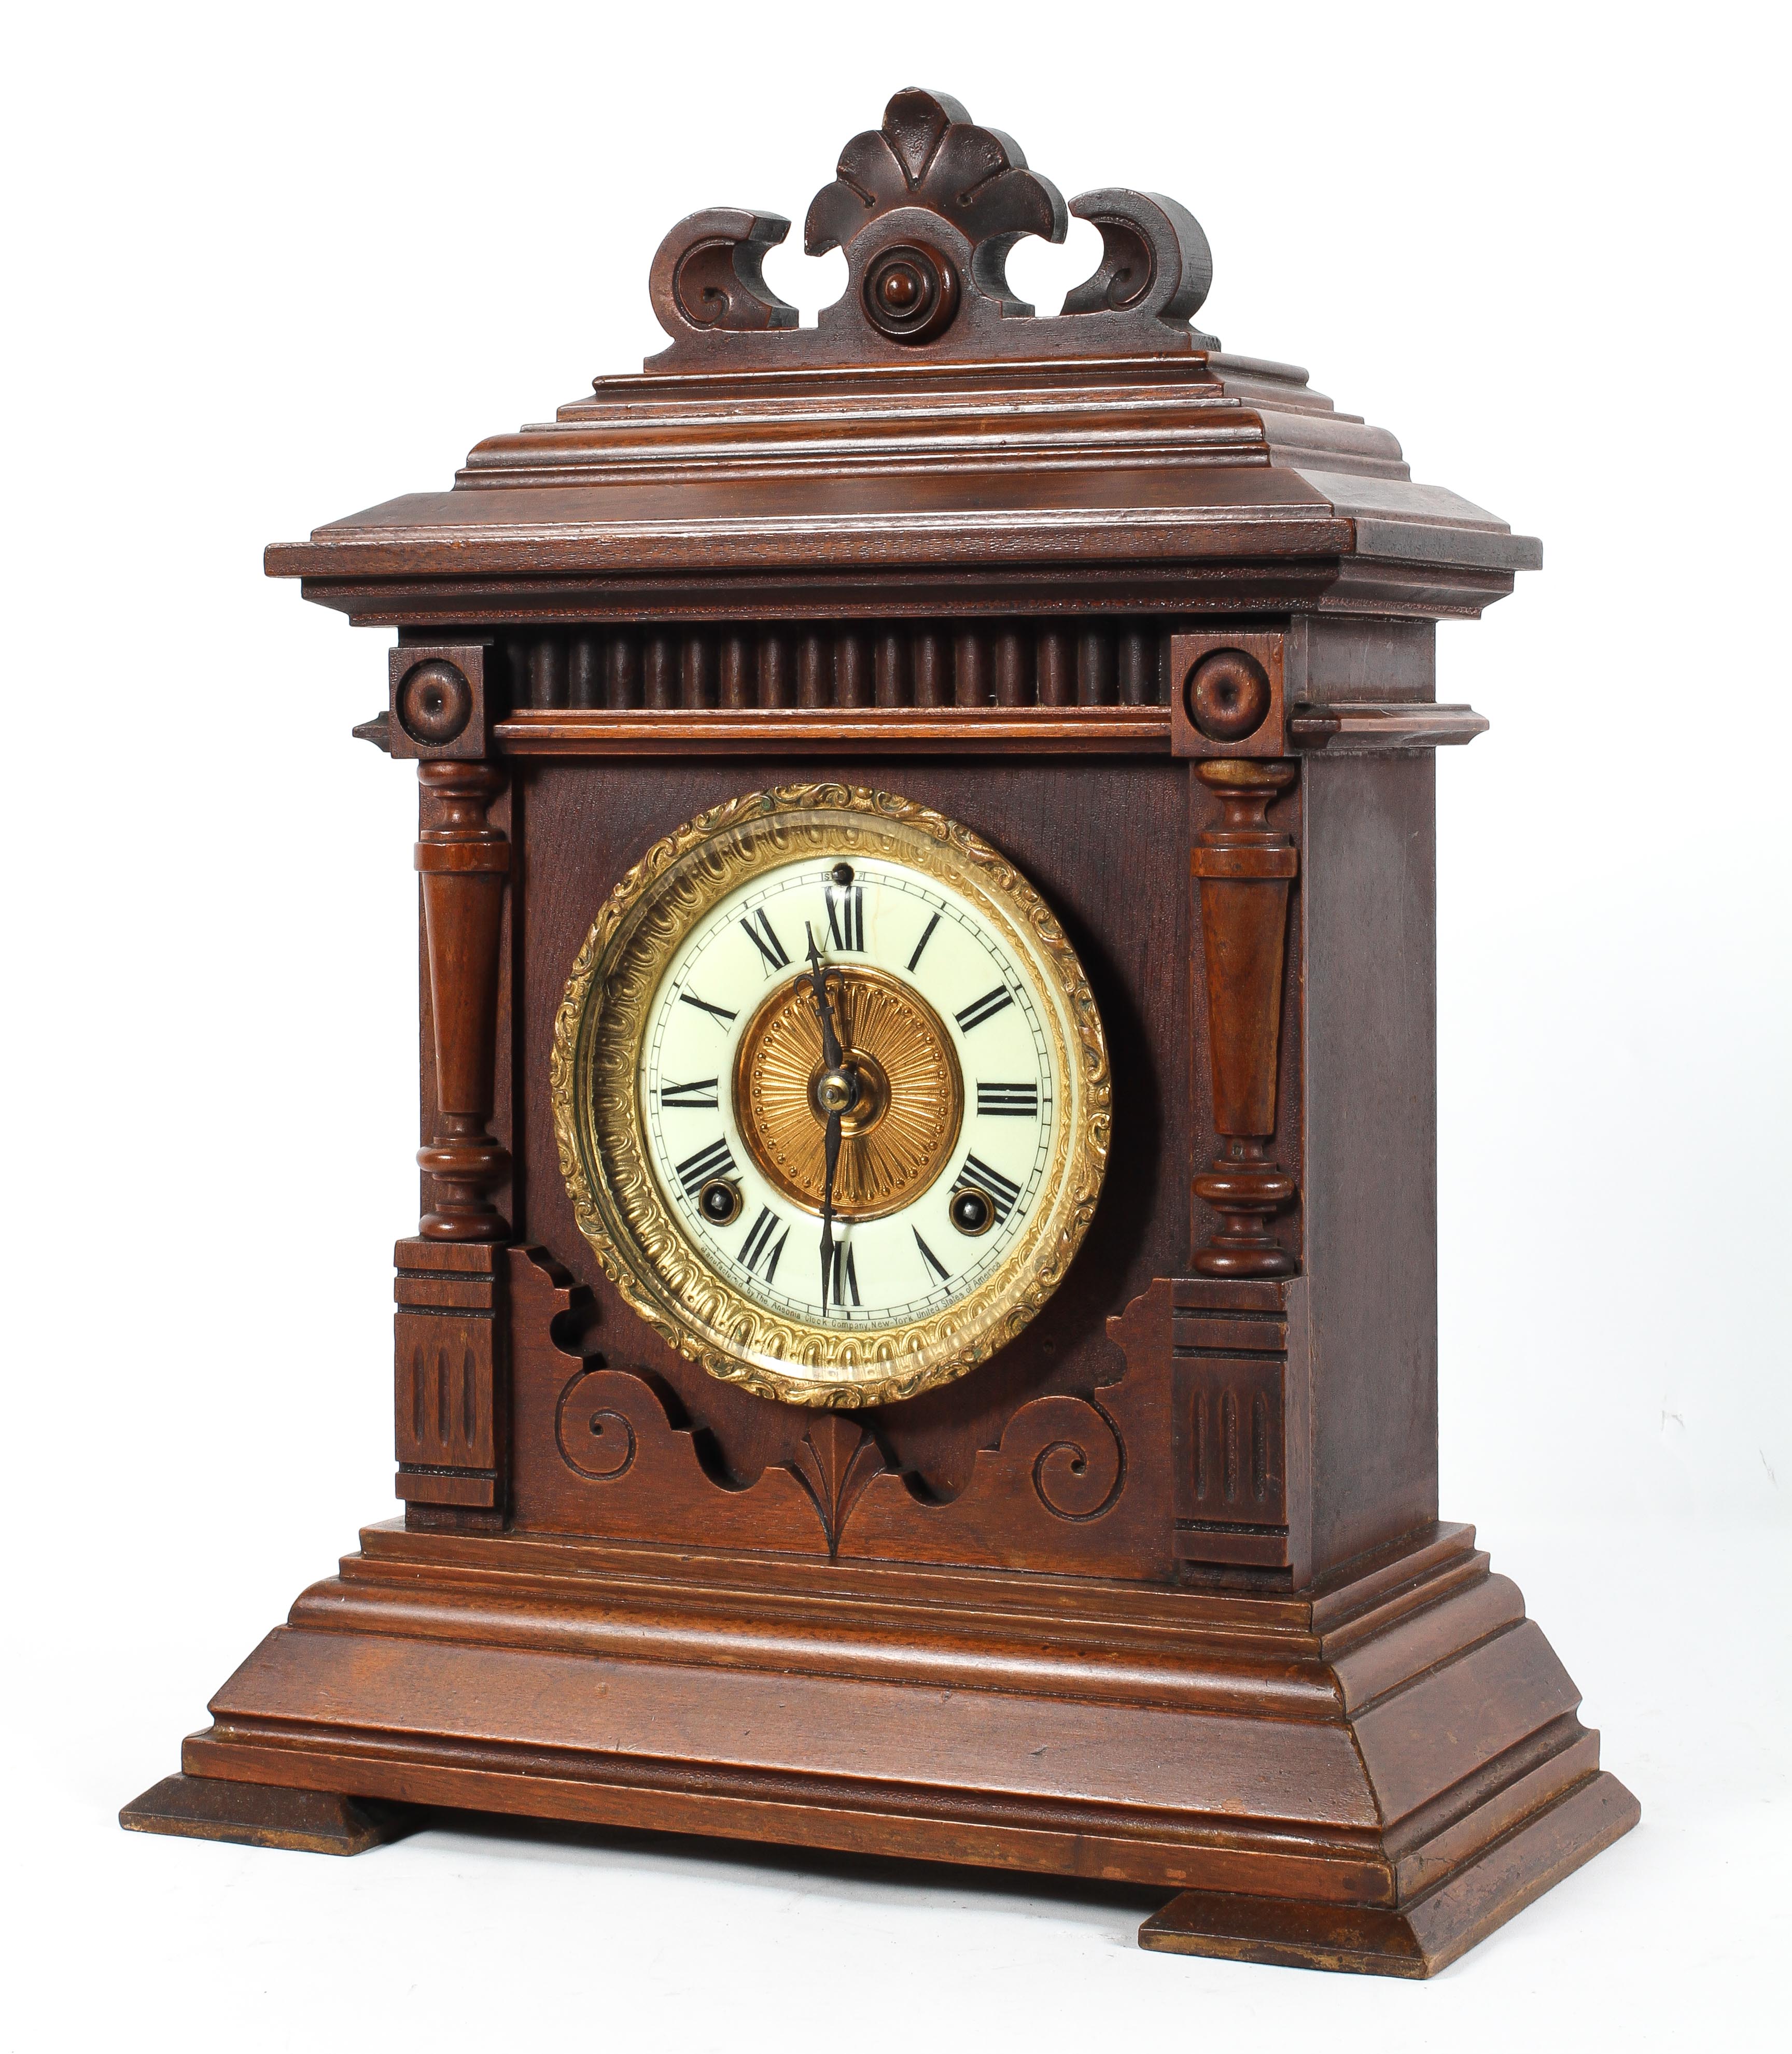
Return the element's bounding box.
[733,966,962,1221]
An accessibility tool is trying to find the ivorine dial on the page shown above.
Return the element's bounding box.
[641,855,1055,1330]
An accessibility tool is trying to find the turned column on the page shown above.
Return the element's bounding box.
[1191,759,1298,1275]
[416,759,510,1240]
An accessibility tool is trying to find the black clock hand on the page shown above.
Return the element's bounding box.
[820,1102,842,1318]
[804,924,844,1071]
[804,924,855,1318]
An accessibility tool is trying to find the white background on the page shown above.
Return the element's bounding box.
[5,1,1786,2046]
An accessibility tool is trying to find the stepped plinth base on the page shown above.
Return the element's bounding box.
[127,1516,1636,1973]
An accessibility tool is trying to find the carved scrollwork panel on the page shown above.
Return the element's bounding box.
[507,1248,1178,1580]
[841,1390,1130,1569]
[643,88,1221,369]
[509,1247,824,1548]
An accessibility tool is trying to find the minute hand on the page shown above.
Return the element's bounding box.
[819,1105,843,1318]
[804,925,853,1318]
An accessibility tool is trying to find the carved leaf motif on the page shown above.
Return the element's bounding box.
[885,86,958,187]
[804,87,1066,260]
[790,1414,885,1557]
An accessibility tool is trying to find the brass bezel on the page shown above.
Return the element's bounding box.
[550,785,1110,1409]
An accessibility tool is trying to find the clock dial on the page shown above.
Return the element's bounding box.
[552,787,1109,1407]
[641,856,1054,1332]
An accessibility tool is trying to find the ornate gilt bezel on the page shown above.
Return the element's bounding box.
[550,785,1110,1409]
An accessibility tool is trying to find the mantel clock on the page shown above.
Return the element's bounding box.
[123,88,1637,1977]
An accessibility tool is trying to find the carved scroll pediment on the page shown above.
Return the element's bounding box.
[645,87,1219,370]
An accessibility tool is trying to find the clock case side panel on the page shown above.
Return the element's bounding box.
[502,749,1192,1580]
[1293,619,1441,1575]
[1178,615,1443,1586]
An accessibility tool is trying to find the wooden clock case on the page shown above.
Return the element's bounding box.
[123,89,1636,1977]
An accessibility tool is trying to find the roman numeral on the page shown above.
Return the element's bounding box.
[955,1153,1023,1223]
[739,1206,789,1283]
[913,1229,951,1286]
[676,1138,736,1197]
[739,908,789,974]
[907,911,941,973]
[976,1081,1039,1118]
[825,883,865,952]
[678,990,737,1029]
[659,1078,719,1109]
[828,1239,861,1309]
[955,985,1013,1033]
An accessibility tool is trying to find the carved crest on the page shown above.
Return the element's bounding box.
[804,87,1065,312]
[646,87,1218,370]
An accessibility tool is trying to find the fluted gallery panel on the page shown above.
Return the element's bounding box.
[502,623,1167,713]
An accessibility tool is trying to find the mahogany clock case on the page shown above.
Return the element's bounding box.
[121,87,1637,1979]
